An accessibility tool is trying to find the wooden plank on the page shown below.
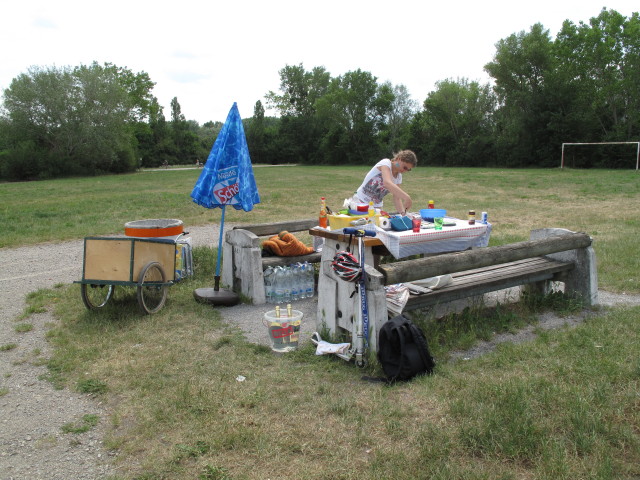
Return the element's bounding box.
[262,252,322,269]
[132,240,176,282]
[234,218,317,237]
[404,258,574,310]
[449,258,571,286]
[379,233,591,285]
[84,238,133,282]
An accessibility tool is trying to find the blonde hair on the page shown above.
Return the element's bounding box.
[393,150,417,167]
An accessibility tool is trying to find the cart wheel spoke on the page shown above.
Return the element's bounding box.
[81,284,114,310]
[137,262,167,314]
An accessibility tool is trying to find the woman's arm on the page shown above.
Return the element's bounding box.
[379,164,412,214]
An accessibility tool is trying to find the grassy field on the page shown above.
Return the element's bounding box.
[3,166,640,479]
[1,166,638,292]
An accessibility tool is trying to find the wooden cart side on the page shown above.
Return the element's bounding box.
[82,237,177,283]
[132,239,176,282]
[83,238,134,282]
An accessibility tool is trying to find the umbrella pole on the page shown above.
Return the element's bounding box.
[213,205,226,291]
[193,205,240,306]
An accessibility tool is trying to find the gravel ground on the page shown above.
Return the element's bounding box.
[2,226,639,479]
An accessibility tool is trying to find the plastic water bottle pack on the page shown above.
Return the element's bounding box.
[265,262,315,304]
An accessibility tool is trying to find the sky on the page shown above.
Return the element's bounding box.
[2,0,638,125]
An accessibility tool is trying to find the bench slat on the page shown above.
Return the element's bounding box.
[262,252,322,269]
[233,219,317,237]
[404,257,573,310]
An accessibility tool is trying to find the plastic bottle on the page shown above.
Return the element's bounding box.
[264,266,275,304]
[297,263,306,299]
[319,197,328,228]
[428,200,435,209]
[304,261,315,298]
[274,266,285,304]
[283,266,292,303]
[291,264,300,301]
[366,201,376,231]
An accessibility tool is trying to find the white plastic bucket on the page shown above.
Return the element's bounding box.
[263,310,303,352]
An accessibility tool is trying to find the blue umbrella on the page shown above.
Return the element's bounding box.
[191,103,260,303]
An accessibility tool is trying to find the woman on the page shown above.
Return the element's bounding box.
[351,150,417,215]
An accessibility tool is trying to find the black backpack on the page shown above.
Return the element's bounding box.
[377,315,435,382]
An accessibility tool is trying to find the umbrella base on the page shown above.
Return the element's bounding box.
[193,287,240,307]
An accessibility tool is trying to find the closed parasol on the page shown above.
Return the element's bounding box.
[191,102,260,305]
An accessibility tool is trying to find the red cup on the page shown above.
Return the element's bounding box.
[412,217,421,232]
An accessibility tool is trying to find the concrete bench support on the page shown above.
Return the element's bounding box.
[222,219,321,304]
[318,228,597,354]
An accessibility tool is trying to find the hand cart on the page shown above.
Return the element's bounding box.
[74,233,192,314]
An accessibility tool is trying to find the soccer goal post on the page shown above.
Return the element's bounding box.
[561,142,640,170]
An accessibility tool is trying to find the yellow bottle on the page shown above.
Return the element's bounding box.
[369,202,376,230]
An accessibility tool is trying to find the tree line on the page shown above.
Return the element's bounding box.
[1,8,638,181]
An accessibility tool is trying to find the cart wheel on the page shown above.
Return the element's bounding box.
[137,262,168,314]
[81,284,114,310]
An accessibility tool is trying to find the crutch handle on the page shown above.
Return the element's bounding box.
[343,227,377,238]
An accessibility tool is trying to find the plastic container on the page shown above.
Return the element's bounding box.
[420,209,447,221]
[328,213,379,230]
[264,309,303,352]
[174,238,193,281]
[125,219,183,237]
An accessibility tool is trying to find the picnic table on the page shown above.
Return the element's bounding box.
[310,217,492,347]
[309,217,491,261]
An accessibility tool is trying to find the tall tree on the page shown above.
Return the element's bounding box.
[246,100,266,163]
[379,83,419,154]
[555,9,640,144]
[264,64,332,164]
[485,23,557,166]
[1,62,156,179]
[316,69,390,163]
[416,78,496,166]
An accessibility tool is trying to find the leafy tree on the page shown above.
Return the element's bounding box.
[555,9,640,147]
[411,78,496,166]
[265,64,331,117]
[265,64,332,164]
[316,69,391,163]
[246,100,266,163]
[485,23,558,166]
[1,62,156,179]
[379,83,419,155]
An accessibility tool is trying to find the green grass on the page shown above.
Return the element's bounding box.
[61,414,99,434]
[2,166,638,293]
[14,322,33,333]
[27,244,637,479]
[4,166,640,478]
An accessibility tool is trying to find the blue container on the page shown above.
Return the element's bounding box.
[420,208,447,221]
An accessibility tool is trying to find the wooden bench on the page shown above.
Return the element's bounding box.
[317,228,598,353]
[221,219,322,304]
